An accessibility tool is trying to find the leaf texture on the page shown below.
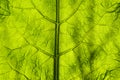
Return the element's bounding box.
[0,0,120,80]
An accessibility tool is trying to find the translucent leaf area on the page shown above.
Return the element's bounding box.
[0,0,120,80]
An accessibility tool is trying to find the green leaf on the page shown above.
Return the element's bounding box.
[0,0,120,80]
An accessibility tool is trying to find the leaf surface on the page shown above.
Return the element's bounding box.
[0,0,120,80]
